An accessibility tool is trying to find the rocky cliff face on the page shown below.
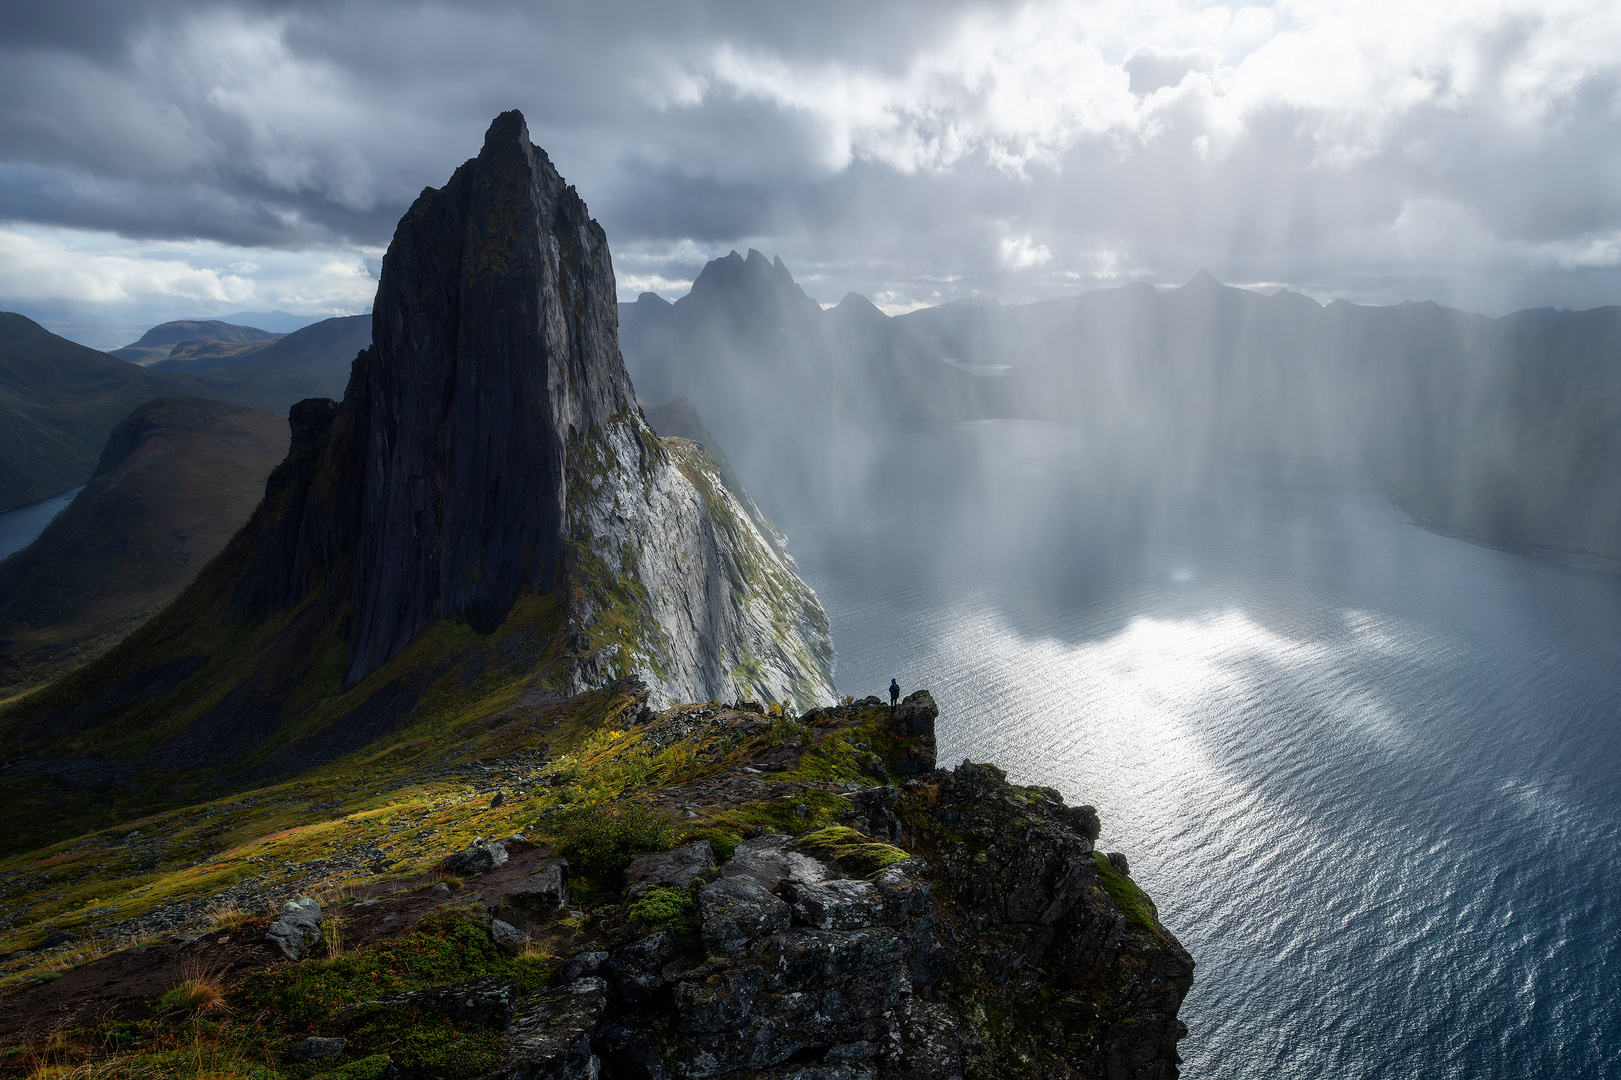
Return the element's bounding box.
[225,110,831,706]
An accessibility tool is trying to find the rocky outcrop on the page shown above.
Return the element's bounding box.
[443,763,1190,1079]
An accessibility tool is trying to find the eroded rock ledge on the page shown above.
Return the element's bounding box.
[440,693,1191,1080]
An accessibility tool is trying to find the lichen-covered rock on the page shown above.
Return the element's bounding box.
[443,839,509,876]
[265,897,322,960]
[512,859,571,910]
[608,930,677,1007]
[498,750,1188,1079]
[887,690,939,777]
[491,919,527,955]
[697,876,791,955]
[501,976,609,1080]
[624,840,716,898]
[286,1035,346,1063]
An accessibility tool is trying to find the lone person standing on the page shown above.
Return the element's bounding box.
[889,678,901,712]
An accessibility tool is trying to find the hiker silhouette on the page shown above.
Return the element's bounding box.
[889,679,900,709]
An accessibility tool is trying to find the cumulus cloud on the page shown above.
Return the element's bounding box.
[2,0,1621,324]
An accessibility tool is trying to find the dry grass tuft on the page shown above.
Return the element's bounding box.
[321,914,344,958]
[155,962,231,1015]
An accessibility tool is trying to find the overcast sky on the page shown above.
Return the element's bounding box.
[4,0,1621,343]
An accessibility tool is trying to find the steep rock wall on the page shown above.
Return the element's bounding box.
[230,110,833,706]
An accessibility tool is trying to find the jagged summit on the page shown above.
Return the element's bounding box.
[349,108,634,680]
[0,112,834,845]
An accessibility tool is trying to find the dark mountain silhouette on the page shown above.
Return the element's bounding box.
[0,313,218,513]
[0,397,289,695]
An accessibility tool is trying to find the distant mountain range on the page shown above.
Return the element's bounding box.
[0,312,370,514]
[0,313,218,514]
[621,257,1621,561]
[621,249,1007,512]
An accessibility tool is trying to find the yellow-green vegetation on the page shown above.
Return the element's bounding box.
[0,684,908,1001]
[790,827,910,878]
[625,886,699,951]
[1091,852,1163,940]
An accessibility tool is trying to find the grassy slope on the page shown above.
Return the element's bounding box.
[0,314,216,514]
[0,683,922,1076]
[0,398,290,695]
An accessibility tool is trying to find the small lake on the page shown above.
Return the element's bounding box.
[0,487,81,563]
[778,420,1621,1080]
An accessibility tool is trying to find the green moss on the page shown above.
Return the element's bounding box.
[791,826,910,877]
[1091,852,1162,939]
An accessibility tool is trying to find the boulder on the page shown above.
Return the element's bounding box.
[490,919,526,955]
[1065,804,1102,846]
[624,840,716,898]
[511,859,570,910]
[609,930,678,1007]
[265,897,323,960]
[788,879,883,931]
[1107,852,1130,876]
[697,876,791,955]
[562,950,608,982]
[888,690,938,777]
[721,833,828,891]
[441,839,509,876]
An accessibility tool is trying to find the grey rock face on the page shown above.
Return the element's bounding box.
[501,976,609,1080]
[511,859,570,910]
[624,840,716,898]
[286,1036,346,1063]
[788,879,884,931]
[265,897,323,960]
[888,690,938,777]
[608,930,678,1007]
[562,950,608,982]
[697,876,793,956]
[442,839,509,876]
[490,753,1189,1080]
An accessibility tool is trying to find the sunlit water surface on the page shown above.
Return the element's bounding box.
[0,487,81,562]
[778,421,1621,1079]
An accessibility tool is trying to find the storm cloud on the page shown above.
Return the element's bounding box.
[3,0,1621,332]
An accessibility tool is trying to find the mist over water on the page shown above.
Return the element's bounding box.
[776,420,1621,1078]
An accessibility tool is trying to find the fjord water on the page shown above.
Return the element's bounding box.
[781,420,1621,1079]
[0,487,81,562]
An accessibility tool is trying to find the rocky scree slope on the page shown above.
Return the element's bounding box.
[0,691,1191,1080]
[0,111,831,853]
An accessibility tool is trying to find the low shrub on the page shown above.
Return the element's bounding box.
[551,800,678,870]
